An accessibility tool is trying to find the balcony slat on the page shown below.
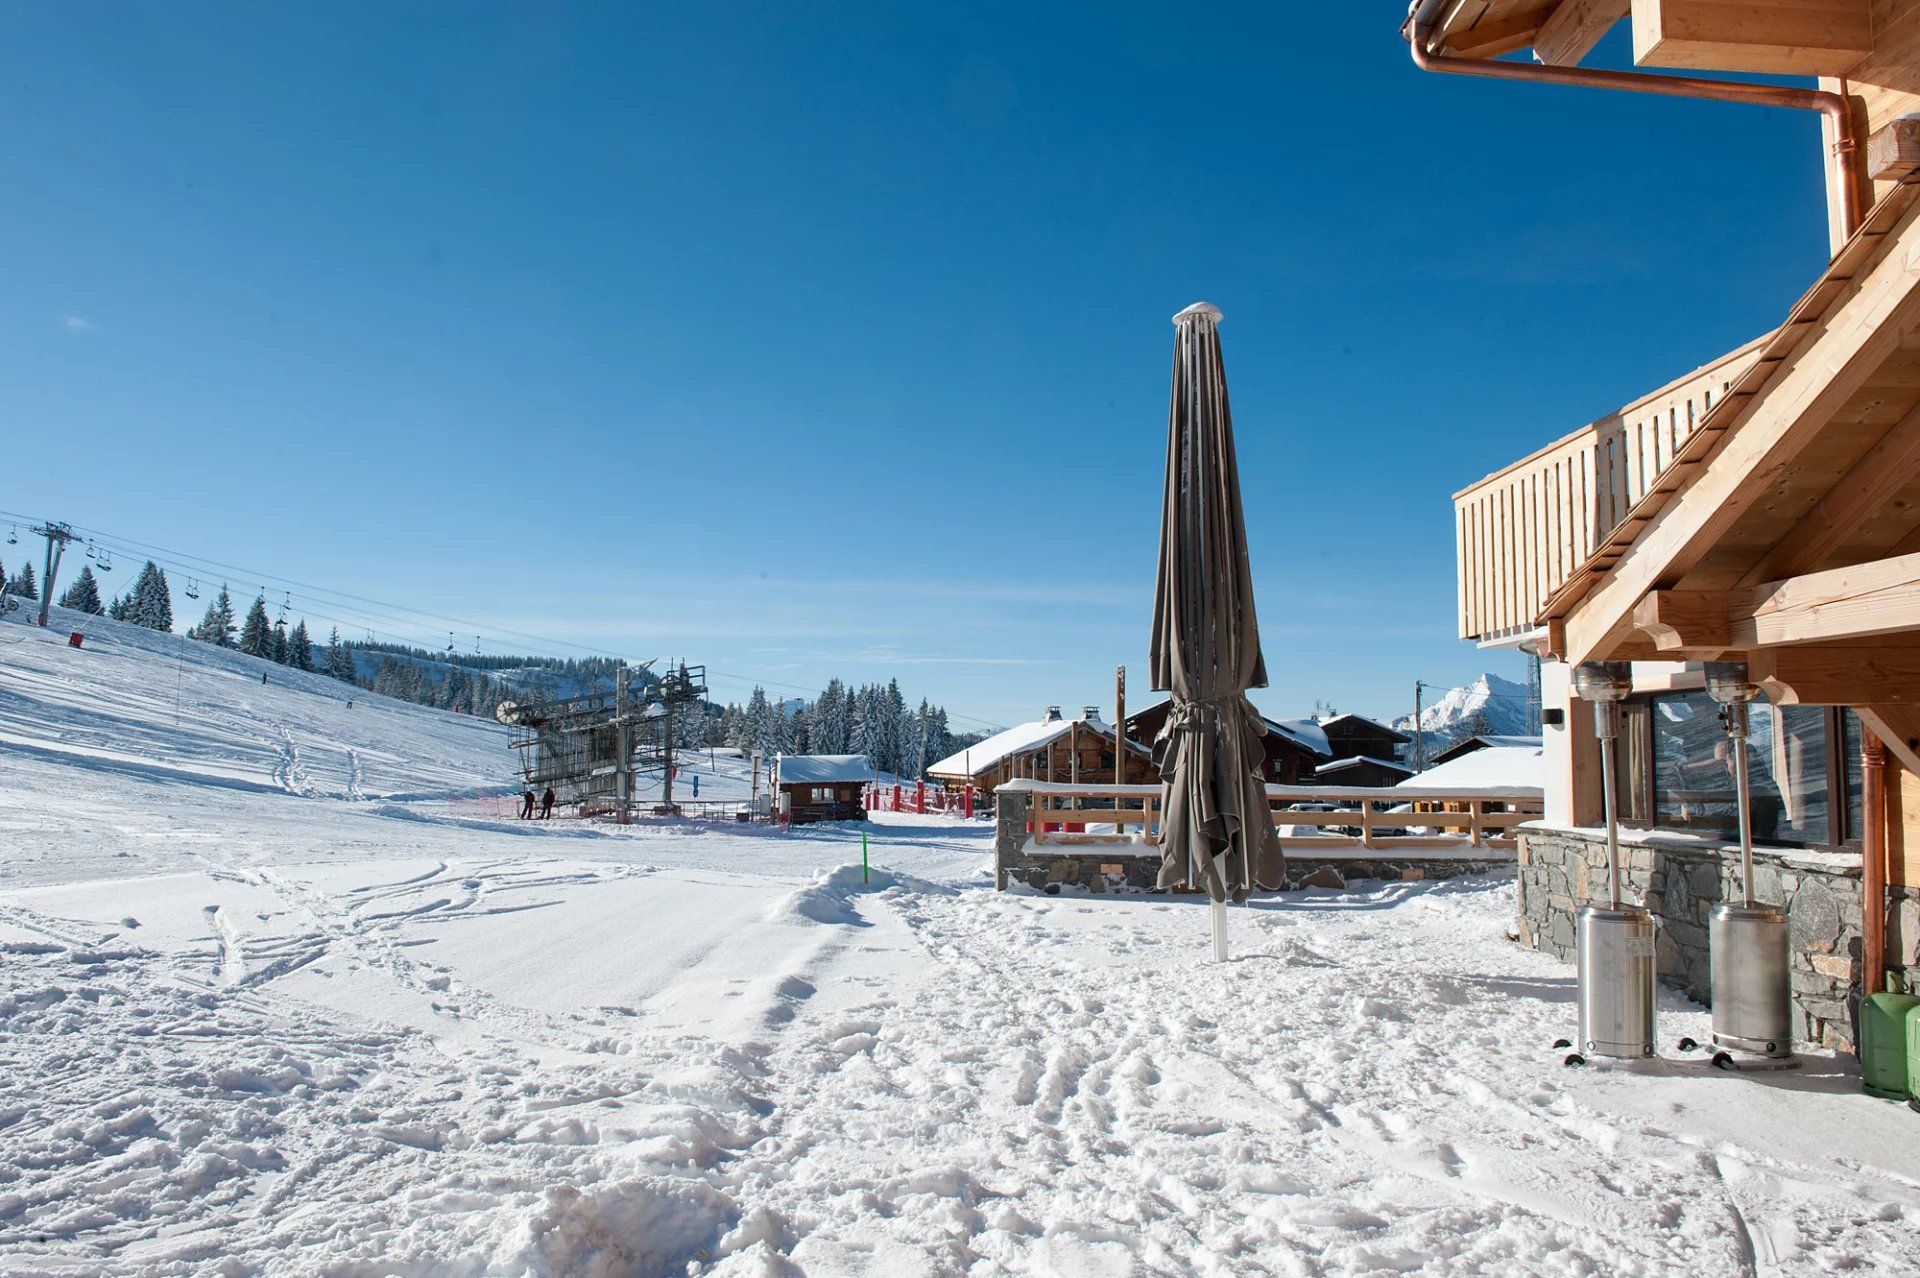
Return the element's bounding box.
[1454,336,1768,641]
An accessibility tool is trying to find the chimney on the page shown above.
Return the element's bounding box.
[1082,705,1102,723]
[1043,705,1062,723]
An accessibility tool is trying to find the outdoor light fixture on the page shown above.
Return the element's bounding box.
[1701,661,1793,1062]
[1569,661,1655,1063]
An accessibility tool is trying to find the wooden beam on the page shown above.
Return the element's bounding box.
[1442,10,1549,59]
[1868,117,1920,184]
[1631,588,1729,653]
[1534,0,1628,65]
[1752,647,1920,706]
[1858,704,1920,777]
[1631,0,1873,77]
[1740,400,1920,587]
[1732,550,1920,647]
[1560,198,1920,665]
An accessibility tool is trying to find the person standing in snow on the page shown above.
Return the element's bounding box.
[540,786,555,819]
[520,788,536,820]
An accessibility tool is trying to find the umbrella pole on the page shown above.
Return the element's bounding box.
[1211,898,1228,962]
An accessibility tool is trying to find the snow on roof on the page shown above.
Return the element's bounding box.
[1265,717,1330,757]
[1398,745,1544,793]
[1316,713,1411,742]
[776,754,873,785]
[927,715,1141,779]
[1314,754,1413,778]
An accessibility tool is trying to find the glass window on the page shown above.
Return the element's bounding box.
[1646,692,1835,847]
[1843,709,1864,845]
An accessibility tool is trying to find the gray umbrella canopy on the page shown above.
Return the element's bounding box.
[1150,302,1286,904]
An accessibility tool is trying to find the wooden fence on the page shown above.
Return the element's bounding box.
[1013,781,1542,853]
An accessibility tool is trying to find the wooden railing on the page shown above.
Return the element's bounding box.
[1453,335,1767,642]
[1014,781,1542,853]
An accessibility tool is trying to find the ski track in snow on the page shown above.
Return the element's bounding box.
[1,604,1917,1275]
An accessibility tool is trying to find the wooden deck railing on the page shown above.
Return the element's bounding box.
[1453,335,1767,643]
[1015,781,1542,853]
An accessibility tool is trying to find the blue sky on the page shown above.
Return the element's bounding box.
[0,4,1834,730]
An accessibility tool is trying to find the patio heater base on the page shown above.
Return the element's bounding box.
[1708,903,1793,1058]
[1577,905,1657,1059]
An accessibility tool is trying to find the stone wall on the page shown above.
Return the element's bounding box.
[993,790,1508,894]
[1517,826,1920,1051]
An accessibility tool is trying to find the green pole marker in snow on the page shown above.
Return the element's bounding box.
[862,832,869,885]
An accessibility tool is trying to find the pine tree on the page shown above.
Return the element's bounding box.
[10,563,37,601]
[271,619,289,665]
[287,620,314,671]
[58,566,105,615]
[124,561,173,631]
[239,596,273,657]
[324,628,357,682]
[209,585,236,647]
[108,593,129,620]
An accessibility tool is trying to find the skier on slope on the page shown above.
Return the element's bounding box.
[540,786,555,819]
[520,788,536,820]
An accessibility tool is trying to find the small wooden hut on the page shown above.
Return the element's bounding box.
[775,754,871,825]
[927,706,1155,796]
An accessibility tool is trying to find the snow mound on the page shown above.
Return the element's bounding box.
[769,862,952,926]
[490,1176,739,1278]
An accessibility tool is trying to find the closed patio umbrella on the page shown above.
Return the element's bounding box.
[1150,302,1285,953]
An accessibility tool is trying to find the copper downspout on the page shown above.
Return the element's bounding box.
[1405,6,1864,237]
[1862,730,1888,999]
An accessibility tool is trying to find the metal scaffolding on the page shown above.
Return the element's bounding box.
[497,661,708,818]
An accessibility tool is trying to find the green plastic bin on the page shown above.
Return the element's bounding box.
[1862,976,1919,1100]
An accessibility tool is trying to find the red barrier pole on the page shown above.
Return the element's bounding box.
[915,780,925,813]
[964,784,974,819]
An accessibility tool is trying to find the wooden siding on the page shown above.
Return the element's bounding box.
[1453,335,1765,642]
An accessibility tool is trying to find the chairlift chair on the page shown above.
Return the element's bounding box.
[5,524,15,545]
[98,550,113,571]
[184,577,201,600]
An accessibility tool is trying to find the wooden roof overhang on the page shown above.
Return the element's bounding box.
[1538,174,1920,769]
[1400,2,1624,66]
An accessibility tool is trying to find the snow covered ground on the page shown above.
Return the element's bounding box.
[3,608,1918,1276]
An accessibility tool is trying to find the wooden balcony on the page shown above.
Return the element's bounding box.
[1453,335,1768,643]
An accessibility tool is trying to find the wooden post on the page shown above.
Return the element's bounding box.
[1863,730,1889,999]
[1114,666,1127,783]
[1361,801,1375,849]
[1469,799,1484,847]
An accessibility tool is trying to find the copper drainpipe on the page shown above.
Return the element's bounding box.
[1862,730,1888,998]
[1405,4,1864,237]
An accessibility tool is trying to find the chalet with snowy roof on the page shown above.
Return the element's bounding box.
[1125,700,1330,784]
[1430,734,1544,767]
[1312,754,1413,788]
[1314,713,1409,764]
[774,754,869,825]
[1413,0,1920,1049]
[927,705,1154,795]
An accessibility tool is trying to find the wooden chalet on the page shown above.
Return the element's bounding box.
[774,754,870,825]
[1431,734,1545,767]
[1126,700,1331,784]
[927,706,1155,796]
[1410,0,1920,1048]
[1315,713,1410,765]
[1312,755,1414,789]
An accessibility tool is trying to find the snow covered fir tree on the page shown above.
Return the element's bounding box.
[56,566,104,615]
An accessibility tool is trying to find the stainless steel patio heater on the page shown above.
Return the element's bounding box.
[1702,661,1793,1058]
[1572,661,1656,1060]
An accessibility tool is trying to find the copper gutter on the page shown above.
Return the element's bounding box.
[1862,730,1888,1000]
[1405,3,1864,236]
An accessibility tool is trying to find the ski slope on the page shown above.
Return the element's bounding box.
[2,606,1918,1276]
[0,602,509,802]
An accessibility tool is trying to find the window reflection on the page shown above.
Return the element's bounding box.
[1644,692,1835,846]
